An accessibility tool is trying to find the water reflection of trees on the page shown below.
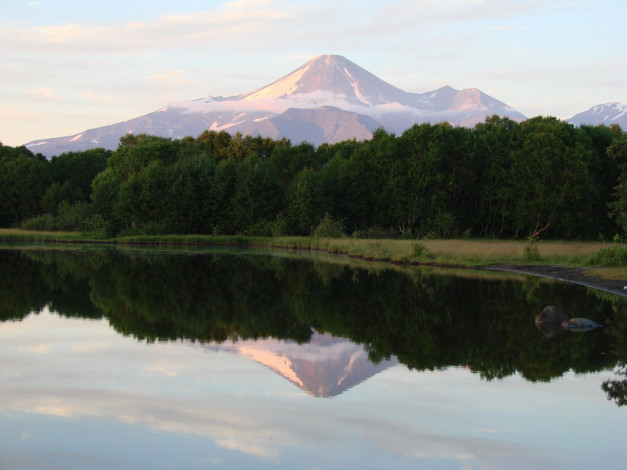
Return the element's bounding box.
[1,248,625,384]
[603,362,627,407]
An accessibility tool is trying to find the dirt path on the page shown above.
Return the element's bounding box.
[484,265,627,298]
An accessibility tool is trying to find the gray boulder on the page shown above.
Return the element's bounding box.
[561,318,601,332]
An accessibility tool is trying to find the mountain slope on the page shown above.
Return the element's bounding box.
[26,54,527,156]
[235,54,420,106]
[566,102,627,129]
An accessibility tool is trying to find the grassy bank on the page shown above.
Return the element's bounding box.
[1,228,625,273]
[0,228,109,243]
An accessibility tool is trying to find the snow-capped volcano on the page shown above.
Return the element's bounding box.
[177,54,523,122]
[235,54,417,106]
[25,54,527,157]
[567,102,627,129]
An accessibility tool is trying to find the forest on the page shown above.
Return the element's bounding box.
[1,115,626,240]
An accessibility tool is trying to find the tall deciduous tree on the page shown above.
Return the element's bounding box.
[510,117,594,238]
[472,115,521,237]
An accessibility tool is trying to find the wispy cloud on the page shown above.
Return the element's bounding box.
[1,1,299,54]
[0,1,548,56]
[18,341,54,354]
[146,69,202,88]
[148,70,185,82]
[0,104,39,132]
[76,90,113,103]
[23,86,59,100]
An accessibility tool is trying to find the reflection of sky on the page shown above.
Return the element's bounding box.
[1,309,625,470]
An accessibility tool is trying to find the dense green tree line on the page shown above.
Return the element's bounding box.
[2,116,626,239]
[0,143,109,229]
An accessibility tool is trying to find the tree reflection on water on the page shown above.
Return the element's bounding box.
[0,247,625,389]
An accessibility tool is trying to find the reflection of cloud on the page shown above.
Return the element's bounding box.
[0,384,566,467]
[71,340,110,352]
[475,427,515,434]
[1,389,283,459]
[145,362,179,377]
[19,342,54,354]
[32,403,74,417]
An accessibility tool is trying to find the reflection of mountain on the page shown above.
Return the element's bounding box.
[200,333,398,398]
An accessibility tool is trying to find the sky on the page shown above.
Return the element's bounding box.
[1,0,626,147]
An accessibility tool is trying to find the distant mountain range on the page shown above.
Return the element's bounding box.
[565,102,627,129]
[24,54,624,157]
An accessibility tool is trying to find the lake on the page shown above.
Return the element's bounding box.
[0,247,625,469]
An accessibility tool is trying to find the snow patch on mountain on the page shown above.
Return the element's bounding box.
[27,141,48,147]
[240,62,311,101]
[567,102,627,128]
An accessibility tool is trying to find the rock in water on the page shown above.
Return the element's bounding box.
[535,323,566,338]
[561,318,601,332]
[535,306,569,325]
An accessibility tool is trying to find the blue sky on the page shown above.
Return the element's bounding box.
[1,0,625,147]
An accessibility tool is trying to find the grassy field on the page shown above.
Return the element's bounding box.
[0,228,625,277]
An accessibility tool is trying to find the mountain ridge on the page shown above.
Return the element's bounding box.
[566,102,627,129]
[24,54,600,157]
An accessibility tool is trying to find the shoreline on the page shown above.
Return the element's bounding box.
[1,230,626,297]
[485,264,627,298]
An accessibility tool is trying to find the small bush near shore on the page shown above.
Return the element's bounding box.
[587,245,627,266]
[312,214,345,238]
[524,236,542,262]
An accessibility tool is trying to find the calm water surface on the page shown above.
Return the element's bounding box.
[0,247,625,469]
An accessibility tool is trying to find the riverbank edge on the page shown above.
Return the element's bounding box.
[1,230,626,297]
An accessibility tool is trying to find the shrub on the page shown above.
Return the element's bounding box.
[586,245,627,266]
[363,225,397,239]
[270,214,289,237]
[524,236,541,262]
[19,202,106,233]
[55,201,91,231]
[312,213,345,238]
[247,220,274,236]
[20,214,56,231]
[412,242,430,259]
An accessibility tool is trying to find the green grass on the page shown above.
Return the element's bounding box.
[1,229,625,279]
[0,228,109,242]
